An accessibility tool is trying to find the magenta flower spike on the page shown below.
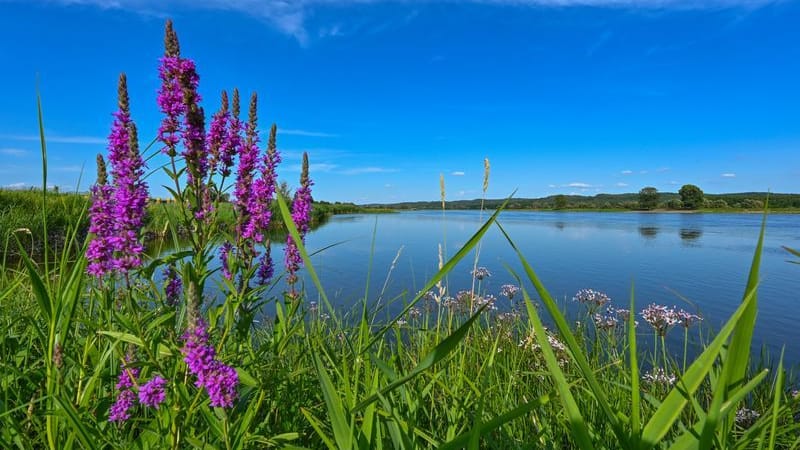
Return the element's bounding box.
[235,92,259,244]
[138,376,168,409]
[86,154,115,277]
[181,317,239,408]
[285,152,313,290]
[108,74,148,272]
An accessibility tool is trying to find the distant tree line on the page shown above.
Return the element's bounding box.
[367,187,798,211]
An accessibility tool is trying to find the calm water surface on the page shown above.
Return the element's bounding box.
[262,211,800,361]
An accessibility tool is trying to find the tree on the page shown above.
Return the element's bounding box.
[554,195,568,210]
[638,187,659,210]
[679,184,704,210]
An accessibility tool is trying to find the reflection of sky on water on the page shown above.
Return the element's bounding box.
[183,211,800,364]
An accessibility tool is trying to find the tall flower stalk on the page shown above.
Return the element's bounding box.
[285,152,313,297]
[86,73,149,278]
[86,154,115,278]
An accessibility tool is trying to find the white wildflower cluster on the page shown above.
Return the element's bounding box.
[420,289,437,303]
[735,408,760,428]
[406,307,422,320]
[641,304,702,336]
[593,311,619,331]
[640,304,680,336]
[594,306,639,331]
[500,284,520,300]
[496,310,521,324]
[573,289,611,309]
[674,309,703,328]
[471,267,491,280]
[641,367,676,386]
[475,294,498,311]
[614,308,631,321]
[519,330,567,354]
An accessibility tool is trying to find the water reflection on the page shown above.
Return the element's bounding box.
[554,221,566,230]
[679,228,703,245]
[638,226,659,239]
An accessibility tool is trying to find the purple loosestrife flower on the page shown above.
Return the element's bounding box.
[219,89,242,178]
[138,375,167,409]
[108,75,148,272]
[179,67,205,187]
[219,242,233,280]
[234,93,259,244]
[157,21,186,157]
[207,91,229,177]
[203,363,239,408]
[285,152,313,288]
[181,318,216,378]
[164,262,182,306]
[87,154,116,277]
[109,389,136,423]
[181,317,239,408]
[257,245,273,285]
[116,361,140,390]
[246,124,281,244]
[109,360,140,423]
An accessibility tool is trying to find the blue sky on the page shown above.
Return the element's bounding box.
[0,0,798,203]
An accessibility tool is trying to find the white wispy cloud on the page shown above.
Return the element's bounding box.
[615,182,628,187]
[32,0,773,43]
[4,182,28,189]
[0,133,106,145]
[340,166,398,175]
[547,184,557,188]
[281,128,339,138]
[0,148,28,156]
[621,170,633,175]
[52,165,85,173]
[451,171,465,176]
[285,162,339,173]
[656,167,670,172]
[565,182,592,188]
[721,172,736,178]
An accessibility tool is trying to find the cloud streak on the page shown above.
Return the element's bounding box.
[721,172,736,178]
[32,0,774,43]
[0,133,106,145]
[340,166,398,175]
[281,128,339,138]
[0,148,28,156]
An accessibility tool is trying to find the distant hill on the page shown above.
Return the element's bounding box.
[361,192,800,210]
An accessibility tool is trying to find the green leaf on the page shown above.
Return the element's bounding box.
[97,331,173,357]
[352,305,487,412]
[521,286,595,450]
[767,351,784,450]
[437,394,552,450]
[312,352,353,450]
